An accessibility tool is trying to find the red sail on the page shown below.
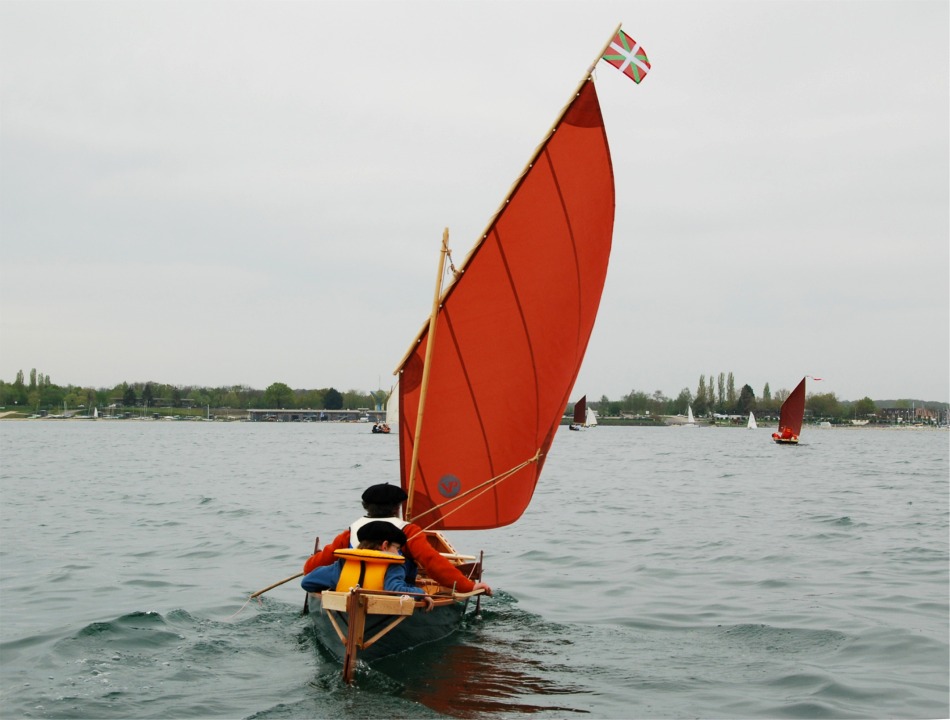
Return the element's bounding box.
[779,377,807,437]
[573,396,587,425]
[398,79,614,531]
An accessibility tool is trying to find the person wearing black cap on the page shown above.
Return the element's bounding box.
[302,483,492,597]
[300,521,433,609]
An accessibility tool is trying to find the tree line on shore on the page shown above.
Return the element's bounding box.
[1,369,946,422]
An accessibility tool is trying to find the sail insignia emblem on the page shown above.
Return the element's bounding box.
[438,475,461,498]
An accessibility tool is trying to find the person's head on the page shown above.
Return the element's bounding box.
[361,483,408,518]
[356,520,408,553]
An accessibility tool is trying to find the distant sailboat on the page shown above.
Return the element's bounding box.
[747,411,756,429]
[570,396,587,430]
[373,381,397,434]
[772,377,806,444]
[683,404,697,427]
[385,380,398,429]
[586,405,598,428]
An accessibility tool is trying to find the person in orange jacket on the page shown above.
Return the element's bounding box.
[772,426,797,441]
[303,483,492,596]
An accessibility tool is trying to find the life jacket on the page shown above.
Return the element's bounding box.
[349,516,408,547]
[772,427,797,441]
[332,548,405,591]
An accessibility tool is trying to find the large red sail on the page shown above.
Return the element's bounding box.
[779,377,807,436]
[397,79,615,531]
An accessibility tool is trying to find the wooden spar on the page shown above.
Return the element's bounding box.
[393,24,622,372]
[250,571,304,599]
[341,590,364,683]
[404,227,451,521]
[474,550,485,615]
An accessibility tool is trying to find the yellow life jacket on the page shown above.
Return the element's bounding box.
[333,548,405,591]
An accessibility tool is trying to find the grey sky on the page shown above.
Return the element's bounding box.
[1,0,947,403]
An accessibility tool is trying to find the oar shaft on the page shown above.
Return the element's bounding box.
[251,571,304,598]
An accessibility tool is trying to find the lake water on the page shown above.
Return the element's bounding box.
[1,421,947,719]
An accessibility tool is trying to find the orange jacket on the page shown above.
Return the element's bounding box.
[303,522,477,593]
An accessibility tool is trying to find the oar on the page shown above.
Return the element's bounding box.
[250,572,304,599]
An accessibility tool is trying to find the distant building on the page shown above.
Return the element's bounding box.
[878,406,941,424]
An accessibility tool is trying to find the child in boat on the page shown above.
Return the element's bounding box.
[302,483,492,597]
[301,520,435,610]
[772,426,797,441]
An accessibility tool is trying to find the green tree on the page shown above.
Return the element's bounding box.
[726,372,736,411]
[324,387,343,410]
[123,385,137,407]
[694,375,708,416]
[673,388,692,415]
[189,388,212,410]
[807,392,840,420]
[621,389,650,415]
[343,389,373,410]
[29,368,37,390]
[263,382,294,409]
[142,383,154,407]
[853,397,876,419]
[716,373,726,412]
[298,389,325,409]
[737,384,756,414]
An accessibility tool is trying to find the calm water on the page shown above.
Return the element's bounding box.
[1,421,947,719]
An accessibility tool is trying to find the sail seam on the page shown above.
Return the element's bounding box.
[441,308,496,477]
[543,139,587,419]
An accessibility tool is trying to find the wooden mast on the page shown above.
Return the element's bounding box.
[404,227,451,521]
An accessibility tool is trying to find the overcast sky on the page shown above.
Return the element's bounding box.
[1,0,947,403]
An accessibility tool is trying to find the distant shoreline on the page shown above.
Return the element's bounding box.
[1,411,945,431]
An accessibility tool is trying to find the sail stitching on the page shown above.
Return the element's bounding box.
[491,223,540,477]
[543,138,588,422]
[441,308,496,475]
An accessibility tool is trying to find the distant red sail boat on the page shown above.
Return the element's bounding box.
[304,24,649,683]
[570,396,587,430]
[772,377,806,444]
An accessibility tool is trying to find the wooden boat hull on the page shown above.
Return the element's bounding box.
[772,435,799,445]
[302,533,483,682]
[310,591,469,662]
[308,589,474,681]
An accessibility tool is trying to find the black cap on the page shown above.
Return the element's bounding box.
[356,521,408,545]
[361,483,408,505]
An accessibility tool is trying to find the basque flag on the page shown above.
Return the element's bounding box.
[602,29,650,84]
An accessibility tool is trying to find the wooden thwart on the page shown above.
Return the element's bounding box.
[320,590,419,615]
